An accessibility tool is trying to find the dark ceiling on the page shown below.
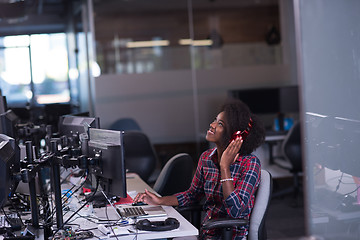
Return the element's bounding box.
[0,0,278,36]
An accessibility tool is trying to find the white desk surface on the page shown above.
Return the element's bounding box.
[65,173,199,240]
[265,133,286,142]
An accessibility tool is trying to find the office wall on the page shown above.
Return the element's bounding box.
[95,0,297,143]
[94,65,289,144]
[294,0,360,238]
[93,0,297,145]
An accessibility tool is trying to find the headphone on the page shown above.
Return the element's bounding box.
[136,217,180,231]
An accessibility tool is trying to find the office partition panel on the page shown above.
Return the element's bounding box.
[294,0,360,239]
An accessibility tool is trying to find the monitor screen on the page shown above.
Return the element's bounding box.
[229,86,299,114]
[279,86,299,113]
[87,128,127,198]
[58,115,100,138]
[0,96,8,114]
[0,109,19,139]
[229,88,280,114]
[0,134,20,207]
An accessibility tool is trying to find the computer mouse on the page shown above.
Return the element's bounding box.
[132,201,148,206]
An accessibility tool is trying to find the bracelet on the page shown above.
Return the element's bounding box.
[220,178,234,183]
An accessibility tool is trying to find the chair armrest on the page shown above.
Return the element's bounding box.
[202,217,249,230]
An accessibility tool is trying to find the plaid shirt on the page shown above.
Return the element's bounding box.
[175,148,261,239]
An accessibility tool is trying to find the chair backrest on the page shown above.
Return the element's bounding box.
[109,118,142,131]
[282,121,302,172]
[249,169,273,240]
[153,153,194,196]
[123,131,157,183]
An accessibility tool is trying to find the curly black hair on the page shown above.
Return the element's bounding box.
[219,98,265,156]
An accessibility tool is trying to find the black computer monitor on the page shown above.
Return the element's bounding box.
[229,86,299,130]
[0,134,20,207]
[229,88,280,114]
[0,109,19,139]
[279,86,299,113]
[0,96,8,114]
[87,128,127,198]
[58,115,100,138]
[229,86,299,114]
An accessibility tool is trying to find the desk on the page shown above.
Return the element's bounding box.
[66,173,198,240]
[0,173,198,240]
[265,131,287,164]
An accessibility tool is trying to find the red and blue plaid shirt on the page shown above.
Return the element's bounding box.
[175,148,261,239]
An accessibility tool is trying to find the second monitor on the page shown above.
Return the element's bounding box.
[87,128,127,198]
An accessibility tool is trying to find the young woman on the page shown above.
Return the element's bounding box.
[134,98,265,239]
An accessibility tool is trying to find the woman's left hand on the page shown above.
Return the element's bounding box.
[220,137,243,169]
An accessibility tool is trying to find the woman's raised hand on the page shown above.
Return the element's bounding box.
[220,137,242,169]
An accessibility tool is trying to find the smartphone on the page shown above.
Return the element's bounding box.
[230,119,253,142]
[230,130,249,142]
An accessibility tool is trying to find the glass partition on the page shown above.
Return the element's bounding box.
[295,0,360,238]
[93,0,281,74]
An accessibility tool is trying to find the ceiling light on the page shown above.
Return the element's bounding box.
[178,39,213,46]
[126,40,169,48]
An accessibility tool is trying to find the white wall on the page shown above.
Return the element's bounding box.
[94,65,290,144]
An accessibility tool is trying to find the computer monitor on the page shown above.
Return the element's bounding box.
[0,109,19,139]
[0,96,8,114]
[87,128,127,198]
[279,86,299,113]
[0,134,20,207]
[58,115,100,138]
[229,86,299,114]
[229,86,299,130]
[229,88,280,114]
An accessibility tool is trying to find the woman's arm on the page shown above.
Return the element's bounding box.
[223,157,261,218]
[220,137,243,198]
[133,189,179,206]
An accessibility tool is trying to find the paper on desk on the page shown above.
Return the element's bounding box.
[127,191,137,199]
[114,193,133,205]
[108,225,132,237]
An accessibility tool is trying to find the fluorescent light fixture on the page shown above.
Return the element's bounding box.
[305,112,328,118]
[178,39,213,46]
[36,94,71,104]
[334,117,360,123]
[126,40,169,48]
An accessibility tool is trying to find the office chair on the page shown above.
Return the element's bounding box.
[123,131,158,183]
[109,117,142,131]
[272,121,303,200]
[152,153,194,196]
[177,169,273,240]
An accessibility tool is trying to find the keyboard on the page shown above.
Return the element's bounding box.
[119,206,147,218]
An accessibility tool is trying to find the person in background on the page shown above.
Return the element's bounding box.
[134,98,265,239]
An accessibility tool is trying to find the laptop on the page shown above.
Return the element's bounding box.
[116,205,167,219]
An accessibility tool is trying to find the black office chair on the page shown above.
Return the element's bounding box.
[177,169,273,240]
[123,131,158,183]
[152,153,194,196]
[273,121,303,200]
